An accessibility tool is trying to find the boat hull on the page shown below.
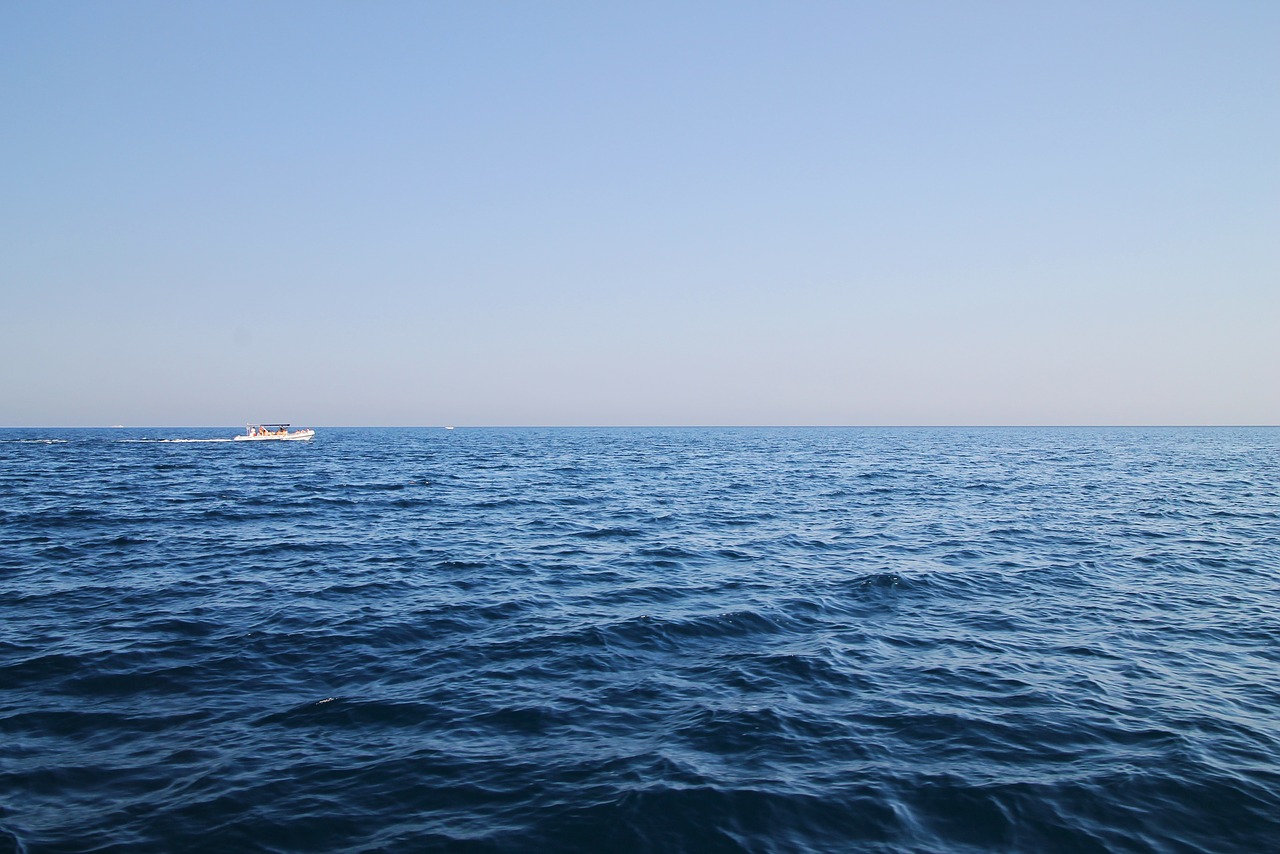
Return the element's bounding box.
[233,430,315,442]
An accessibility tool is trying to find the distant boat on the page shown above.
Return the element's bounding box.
[233,424,315,442]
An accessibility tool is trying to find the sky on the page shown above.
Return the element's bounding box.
[2,1,1277,426]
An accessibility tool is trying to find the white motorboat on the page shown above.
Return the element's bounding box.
[233,424,315,441]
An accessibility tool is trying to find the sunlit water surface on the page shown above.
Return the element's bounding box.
[2,427,1278,852]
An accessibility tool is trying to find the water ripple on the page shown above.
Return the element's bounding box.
[2,427,1279,851]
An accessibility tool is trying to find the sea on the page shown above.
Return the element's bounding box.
[2,426,1278,853]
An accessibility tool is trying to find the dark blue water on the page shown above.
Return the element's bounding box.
[2,427,1278,853]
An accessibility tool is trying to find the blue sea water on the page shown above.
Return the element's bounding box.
[2,426,1278,853]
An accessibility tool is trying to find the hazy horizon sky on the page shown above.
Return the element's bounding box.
[3,2,1277,426]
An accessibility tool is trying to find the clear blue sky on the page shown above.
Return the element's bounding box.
[3,1,1276,426]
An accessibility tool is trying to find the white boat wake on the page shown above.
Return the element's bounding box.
[115,438,236,444]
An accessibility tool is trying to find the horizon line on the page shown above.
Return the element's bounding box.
[4,424,1278,430]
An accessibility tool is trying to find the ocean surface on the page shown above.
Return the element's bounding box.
[2,427,1278,853]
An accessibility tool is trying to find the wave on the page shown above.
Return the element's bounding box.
[4,427,1279,851]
